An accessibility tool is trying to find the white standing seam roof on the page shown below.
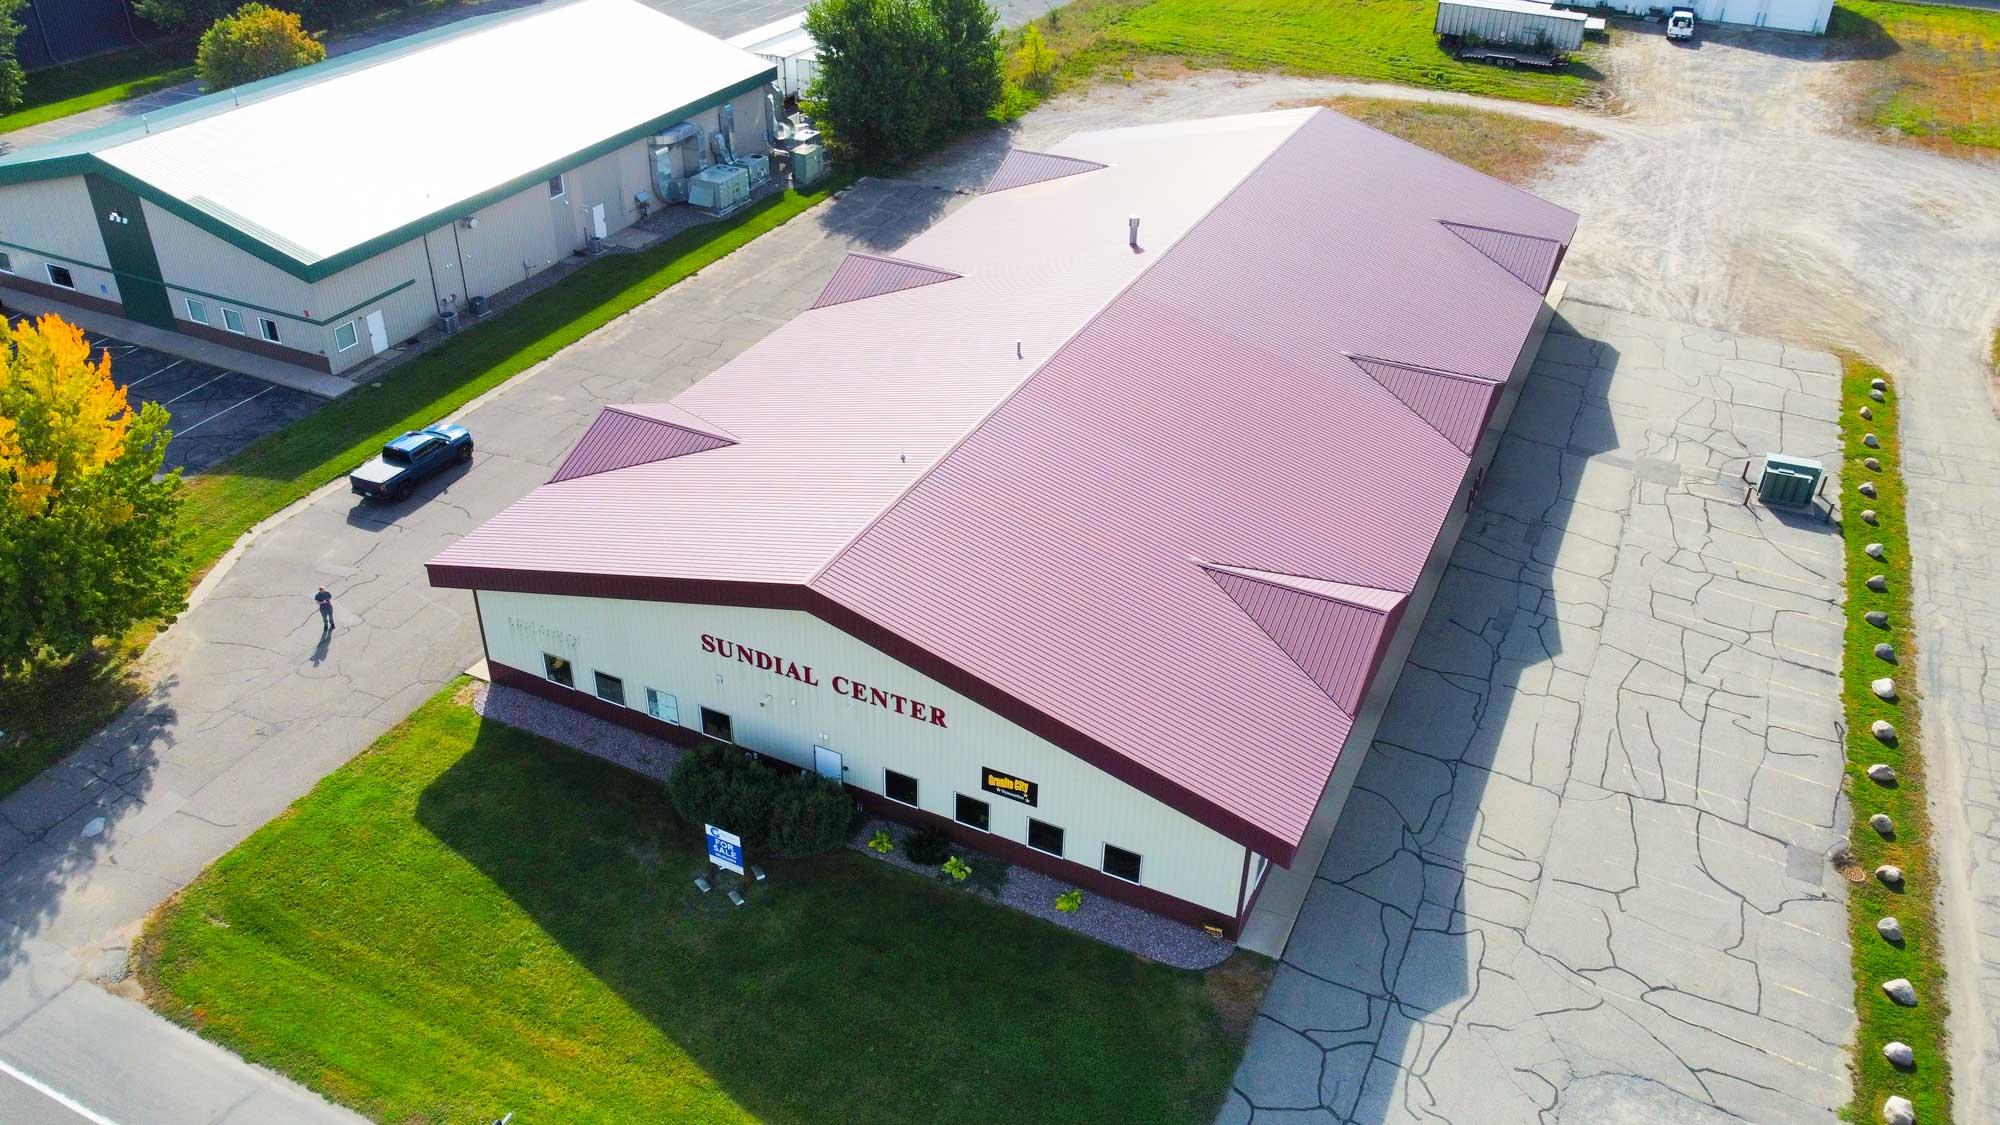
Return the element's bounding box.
[91,0,771,266]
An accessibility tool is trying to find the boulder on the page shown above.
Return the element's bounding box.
[1864,433,1881,448]
[1878,916,1904,942]
[1884,1041,1914,1068]
[1866,542,1886,559]
[1870,812,1894,836]
[1882,978,1917,1006]
[1883,1094,1914,1125]
[1864,456,1881,471]
[1872,719,1896,743]
[1870,377,1888,391]
[1860,406,1875,420]
[1875,642,1896,662]
[1860,481,1877,497]
[1872,676,1897,700]
[1867,763,1898,783]
[1866,610,1889,627]
[1867,574,1888,591]
[1876,864,1904,886]
[1862,509,1879,525]
[1870,388,1886,402]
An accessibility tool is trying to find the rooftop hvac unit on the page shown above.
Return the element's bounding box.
[791,143,827,188]
[785,124,820,153]
[689,165,752,214]
[1755,454,1824,508]
[744,154,772,186]
[437,307,460,336]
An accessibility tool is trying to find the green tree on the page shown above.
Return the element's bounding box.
[0,0,26,114]
[0,315,188,670]
[196,3,325,89]
[803,0,1002,165]
[138,0,396,32]
[135,0,250,32]
[1010,23,1055,94]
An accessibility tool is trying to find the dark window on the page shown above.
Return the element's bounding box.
[954,793,989,832]
[543,654,573,688]
[0,251,13,273]
[259,317,281,343]
[884,769,918,807]
[701,707,733,742]
[1028,819,1064,857]
[594,672,625,707]
[1103,844,1142,884]
[46,264,74,289]
[548,174,566,198]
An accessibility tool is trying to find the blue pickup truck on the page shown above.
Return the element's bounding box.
[349,423,473,502]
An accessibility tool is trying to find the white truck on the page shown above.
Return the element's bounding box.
[1666,7,1697,39]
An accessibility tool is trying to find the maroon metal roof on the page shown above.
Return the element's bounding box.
[431,108,1578,859]
[1439,221,1566,293]
[548,403,736,483]
[811,253,962,309]
[982,148,1107,193]
[1349,356,1502,454]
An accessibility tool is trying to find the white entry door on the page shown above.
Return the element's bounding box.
[589,203,608,240]
[364,310,388,354]
[812,745,843,782]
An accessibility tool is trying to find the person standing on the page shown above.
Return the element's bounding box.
[314,585,334,631]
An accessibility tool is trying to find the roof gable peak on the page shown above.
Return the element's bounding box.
[1438,219,1565,294]
[811,252,962,309]
[982,148,1108,193]
[1346,354,1502,455]
[549,403,737,483]
[1195,560,1408,712]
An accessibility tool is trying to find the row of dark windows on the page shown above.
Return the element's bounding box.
[546,655,1143,886]
[890,770,1142,885]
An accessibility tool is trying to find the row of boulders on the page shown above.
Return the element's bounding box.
[1858,377,1921,1125]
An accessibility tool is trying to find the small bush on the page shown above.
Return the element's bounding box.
[968,853,1009,897]
[867,829,894,854]
[1055,889,1083,913]
[1009,23,1056,93]
[906,827,952,865]
[941,854,972,882]
[198,4,325,90]
[765,772,856,858]
[665,743,779,849]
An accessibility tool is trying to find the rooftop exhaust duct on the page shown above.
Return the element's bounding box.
[1128,214,1140,246]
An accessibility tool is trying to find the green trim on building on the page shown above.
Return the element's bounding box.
[85,173,175,330]
[0,72,776,283]
[0,236,414,327]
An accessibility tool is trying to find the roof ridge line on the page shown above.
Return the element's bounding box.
[806,109,1324,589]
[1192,558,1407,611]
[1341,351,1503,385]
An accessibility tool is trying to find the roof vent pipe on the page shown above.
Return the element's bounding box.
[1128,214,1140,246]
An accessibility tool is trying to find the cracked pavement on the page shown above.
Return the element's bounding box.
[1223,302,1853,1124]
[0,177,950,1122]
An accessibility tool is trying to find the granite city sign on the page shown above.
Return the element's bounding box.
[700,633,949,728]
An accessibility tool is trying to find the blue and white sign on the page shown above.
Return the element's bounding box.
[705,823,744,875]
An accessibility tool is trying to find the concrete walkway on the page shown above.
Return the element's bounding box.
[0,177,943,1122]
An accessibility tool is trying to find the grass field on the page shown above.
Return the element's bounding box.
[1831,0,2000,152]
[1025,0,1605,107]
[138,684,1266,1124]
[0,43,195,137]
[1835,357,1950,1123]
[1295,95,1598,183]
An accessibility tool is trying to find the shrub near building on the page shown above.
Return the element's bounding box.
[197,4,326,90]
[803,0,1003,163]
[666,743,856,858]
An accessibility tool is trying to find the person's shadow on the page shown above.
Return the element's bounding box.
[310,627,332,667]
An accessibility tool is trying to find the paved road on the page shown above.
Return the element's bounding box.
[0,177,949,1122]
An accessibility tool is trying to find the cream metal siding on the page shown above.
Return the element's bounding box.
[0,177,120,302]
[480,590,1248,915]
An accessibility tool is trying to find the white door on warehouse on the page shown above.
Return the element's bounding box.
[590,203,608,240]
[365,310,388,354]
[813,745,843,782]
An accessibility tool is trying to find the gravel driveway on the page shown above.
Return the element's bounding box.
[918,26,2000,1120]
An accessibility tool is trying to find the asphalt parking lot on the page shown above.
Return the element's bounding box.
[7,317,324,475]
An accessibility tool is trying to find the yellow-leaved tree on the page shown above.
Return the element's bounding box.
[0,314,188,669]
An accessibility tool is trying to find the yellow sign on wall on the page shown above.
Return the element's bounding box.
[982,767,1038,806]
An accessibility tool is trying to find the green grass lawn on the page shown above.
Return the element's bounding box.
[1831,0,2000,152]
[1027,0,1605,107]
[1835,356,1950,1123]
[138,684,1267,1124]
[0,43,195,136]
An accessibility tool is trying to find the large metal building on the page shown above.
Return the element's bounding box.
[0,0,778,375]
[428,108,1579,939]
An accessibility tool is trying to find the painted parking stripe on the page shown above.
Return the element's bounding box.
[125,359,185,389]
[174,386,272,437]
[0,1054,119,1125]
[158,372,234,407]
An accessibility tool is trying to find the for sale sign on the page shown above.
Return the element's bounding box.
[705,824,744,875]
